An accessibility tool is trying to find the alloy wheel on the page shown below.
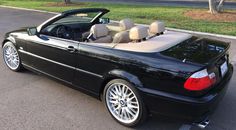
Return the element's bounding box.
[105,82,140,124]
[3,43,20,70]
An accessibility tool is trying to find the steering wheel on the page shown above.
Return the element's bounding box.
[55,25,73,39]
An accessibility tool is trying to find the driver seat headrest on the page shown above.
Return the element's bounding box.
[89,24,112,43]
[90,24,110,38]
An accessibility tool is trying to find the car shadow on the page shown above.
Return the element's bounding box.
[136,115,185,130]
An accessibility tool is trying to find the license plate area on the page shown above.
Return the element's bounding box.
[220,61,228,77]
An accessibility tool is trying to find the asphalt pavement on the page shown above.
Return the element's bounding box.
[72,0,236,9]
[0,7,236,130]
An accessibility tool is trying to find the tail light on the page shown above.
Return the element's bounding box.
[184,69,216,91]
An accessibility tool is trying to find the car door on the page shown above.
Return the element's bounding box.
[72,43,119,93]
[23,34,78,84]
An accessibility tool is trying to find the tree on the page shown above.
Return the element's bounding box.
[209,0,226,14]
[64,0,71,4]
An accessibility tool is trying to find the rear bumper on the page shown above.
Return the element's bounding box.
[139,63,233,122]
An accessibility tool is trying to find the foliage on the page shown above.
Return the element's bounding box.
[0,0,235,36]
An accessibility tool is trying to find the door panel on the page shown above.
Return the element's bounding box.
[23,35,78,83]
[73,44,118,93]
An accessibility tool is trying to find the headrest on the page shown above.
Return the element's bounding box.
[149,21,165,35]
[129,26,148,41]
[90,24,109,38]
[119,19,135,31]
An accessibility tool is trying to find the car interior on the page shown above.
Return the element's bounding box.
[39,11,193,53]
[40,11,166,44]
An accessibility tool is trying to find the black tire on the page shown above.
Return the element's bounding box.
[2,41,23,72]
[103,79,147,127]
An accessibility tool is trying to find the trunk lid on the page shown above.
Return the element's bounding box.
[160,37,230,65]
[160,36,230,96]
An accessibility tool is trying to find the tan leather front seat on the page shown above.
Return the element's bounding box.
[149,21,165,36]
[112,19,135,43]
[129,26,148,42]
[89,24,112,43]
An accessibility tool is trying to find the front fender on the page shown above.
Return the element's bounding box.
[104,69,143,88]
[2,35,16,47]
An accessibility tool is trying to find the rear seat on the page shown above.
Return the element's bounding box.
[129,26,148,43]
[107,18,134,32]
[148,21,165,37]
[128,21,166,43]
[107,19,135,43]
[87,20,166,44]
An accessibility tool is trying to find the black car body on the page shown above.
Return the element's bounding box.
[2,8,233,127]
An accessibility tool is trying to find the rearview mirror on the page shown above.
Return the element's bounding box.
[76,13,88,17]
[100,18,110,24]
[27,27,38,36]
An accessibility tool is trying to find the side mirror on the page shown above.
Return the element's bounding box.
[99,18,110,24]
[27,27,38,36]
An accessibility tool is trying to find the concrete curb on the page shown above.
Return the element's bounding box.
[0,5,59,15]
[166,28,236,40]
[0,5,236,40]
[136,23,236,40]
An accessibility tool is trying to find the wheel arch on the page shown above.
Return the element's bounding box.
[99,69,143,100]
[2,36,16,47]
[2,40,9,47]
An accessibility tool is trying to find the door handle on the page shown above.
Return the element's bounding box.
[67,46,77,53]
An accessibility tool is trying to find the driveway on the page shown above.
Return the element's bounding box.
[0,7,236,130]
[72,0,236,9]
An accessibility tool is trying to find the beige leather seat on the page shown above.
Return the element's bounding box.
[111,19,135,43]
[119,19,135,31]
[107,18,134,32]
[129,26,148,43]
[112,31,130,43]
[88,24,112,43]
[149,21,165,36]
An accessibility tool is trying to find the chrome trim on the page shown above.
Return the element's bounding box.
[19,49,75,70]
[193,118,210,129]
[27,39,68,51]
[75,68,103,78]
[42,35,79,44]
[19,50,103,78]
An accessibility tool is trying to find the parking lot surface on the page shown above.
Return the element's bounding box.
[0,7,235,130]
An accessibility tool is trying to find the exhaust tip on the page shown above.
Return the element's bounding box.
[193,119,210,129]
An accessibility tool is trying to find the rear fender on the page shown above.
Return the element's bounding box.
[104,69,143,88]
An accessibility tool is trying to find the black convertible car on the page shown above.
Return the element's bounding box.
[1,8,233,127]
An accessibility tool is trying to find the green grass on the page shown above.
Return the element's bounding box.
[0,0,236,36]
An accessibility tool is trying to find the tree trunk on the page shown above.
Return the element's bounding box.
[209,0,218,14]
[209,0,226,14]
[64,0,71,4]
[217,0,225,12]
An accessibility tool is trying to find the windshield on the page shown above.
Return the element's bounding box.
[54,12,102,24]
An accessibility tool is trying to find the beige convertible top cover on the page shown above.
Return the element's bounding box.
[114,31,192,53]
[84,31,192,53]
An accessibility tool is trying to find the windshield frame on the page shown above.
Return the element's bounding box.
[37,8,109,33]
